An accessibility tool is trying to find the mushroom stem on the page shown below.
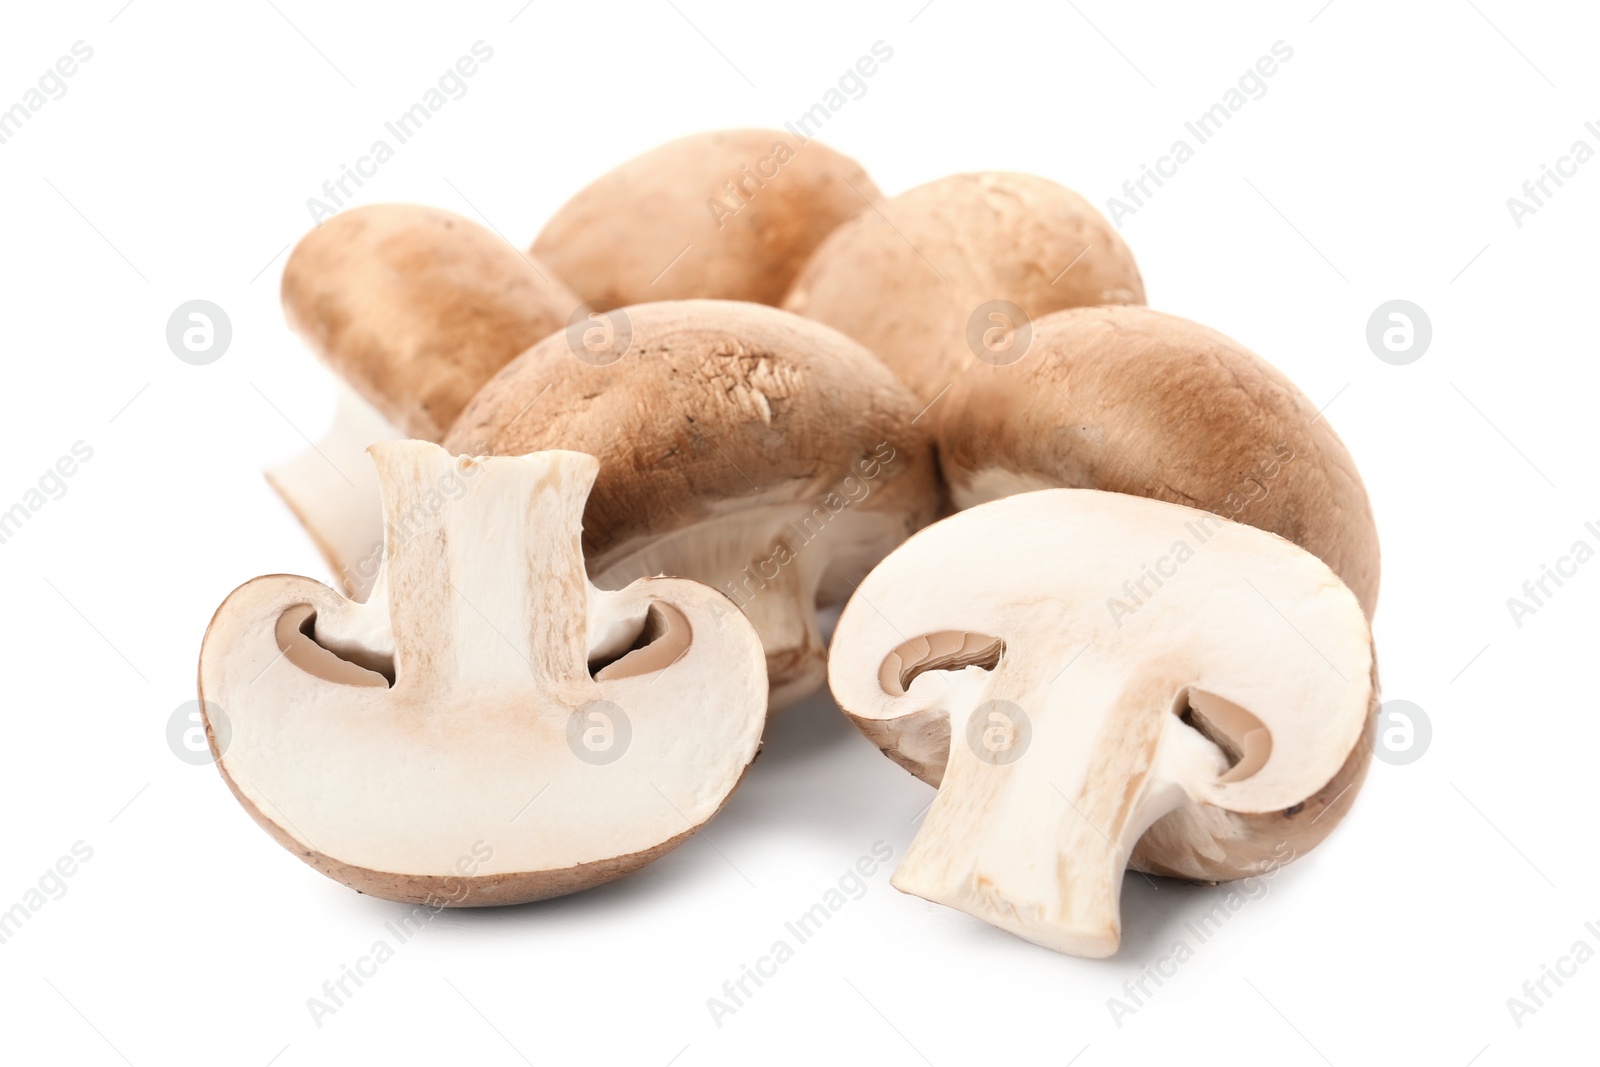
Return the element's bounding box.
[724,561,826,708]
[367,442,594,693]
[891,669,1226,957]
[264,381,403,601]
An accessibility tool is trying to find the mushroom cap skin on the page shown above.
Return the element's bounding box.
[937,304,1381,619]
[827,488,1377,958]
[282,203,578,442]
[444,300,942,708]
[199,443,768,905]
[532,129,878,308]
[783,171,1145,402]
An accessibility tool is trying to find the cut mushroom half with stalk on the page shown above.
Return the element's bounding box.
[199,442,767,905]
[828,489,1377,957]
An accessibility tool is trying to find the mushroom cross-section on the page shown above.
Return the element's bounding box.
[827,489,1376,957]
[199,442,767,905]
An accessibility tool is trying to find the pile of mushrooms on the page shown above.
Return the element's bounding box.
[199,128,1380,956]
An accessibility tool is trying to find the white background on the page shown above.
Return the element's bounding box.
[0,1,1594,1064]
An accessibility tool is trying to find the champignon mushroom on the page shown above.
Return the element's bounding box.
[827,488,1376,958]
[783,171,1144,402]
[532,129,878,308]
[444,300,941,708]
[199,442,767,905]
[282,203,578,441]
[936,304,1380,618]
[271,203,578,596]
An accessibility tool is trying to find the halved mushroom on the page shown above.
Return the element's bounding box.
[784,171,1145,403]
[199,442,767,905]
[444,300,942,708]
[827,489,1376,957]
[533,129,878,307]
[272,204,578,596]
[937,305,1381,618]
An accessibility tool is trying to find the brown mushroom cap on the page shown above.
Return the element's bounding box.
[282,204,578,441]
[937,304,1381,618]
[783,171,1145,402]
[532,129,879,308]
[444,299,941,706]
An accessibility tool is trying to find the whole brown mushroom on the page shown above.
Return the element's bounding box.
[937,304,1381,618]
[784,171,1145,402]
[533,129,878,308]
[282,203,577,442]
[445,299,942,708]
